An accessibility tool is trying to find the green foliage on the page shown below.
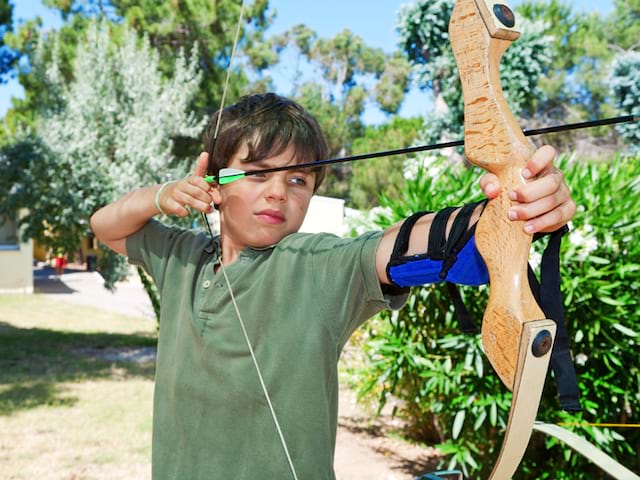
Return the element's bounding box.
[350,154,640,478]
[397,0,553,145]
[0,134,110,256]
[266,24,412,200]
[610,51,640,154]
[4,0,272,159]
[0,21,204,298]
[396,0,453,97]
[517,1,596,120]
[517,0,637,123]
[349,116,423,209]
[609,0,640,51]
[373,52,412,115]
[277,25,411,115]
[0,0,19,83]
[112,0,274,114]
[295,81,365,200]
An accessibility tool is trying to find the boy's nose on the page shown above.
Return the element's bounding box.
[264,177,288,201]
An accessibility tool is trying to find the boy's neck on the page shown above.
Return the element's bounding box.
[219,234,241,267]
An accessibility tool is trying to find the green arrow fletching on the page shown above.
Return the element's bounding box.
[218,173,245,184]
[204,168,246,185]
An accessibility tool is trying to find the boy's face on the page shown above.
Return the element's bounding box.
[211,143,316,250]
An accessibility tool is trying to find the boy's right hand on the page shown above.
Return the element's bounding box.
[157,153,215,217]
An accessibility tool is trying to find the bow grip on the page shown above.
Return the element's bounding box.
[450,0,546,391]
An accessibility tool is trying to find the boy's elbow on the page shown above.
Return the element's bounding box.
[90,210,102,238]
[90,207,109,242]
[90,207,128,257]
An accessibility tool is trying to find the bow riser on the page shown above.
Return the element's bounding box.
[450,1,557,478]
[450,0,545,391]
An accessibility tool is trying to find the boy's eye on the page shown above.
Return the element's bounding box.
[289,176,308,186]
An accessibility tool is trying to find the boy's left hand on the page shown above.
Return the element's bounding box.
[478,145,576,234]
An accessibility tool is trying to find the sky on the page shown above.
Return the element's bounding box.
[0,0,615,122]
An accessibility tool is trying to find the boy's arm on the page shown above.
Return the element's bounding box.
[90,186,165,256]
[375,145,576,284]
[90,153,214,256]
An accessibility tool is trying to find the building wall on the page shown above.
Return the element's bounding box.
[299,195,346,234]
[0,211,34,294]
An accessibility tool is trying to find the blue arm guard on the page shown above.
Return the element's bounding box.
[386,201,489,288]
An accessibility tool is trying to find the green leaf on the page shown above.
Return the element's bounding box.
[612,323,638,337]
[599,296,626,306]
[473,409,487,430]
[452,410,466,440]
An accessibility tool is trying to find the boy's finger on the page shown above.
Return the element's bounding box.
[522,145,556,179]
[479,172,500,199]
[184,176,213,194]
[193,152,209,178]
[510,170,564,203]
[509,187,567,221]
[521,199,576,234]
[174,190,213,214]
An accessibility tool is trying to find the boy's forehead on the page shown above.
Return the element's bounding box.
[238,142,309,168]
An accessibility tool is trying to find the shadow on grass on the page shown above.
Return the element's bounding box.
[0,321,156,416]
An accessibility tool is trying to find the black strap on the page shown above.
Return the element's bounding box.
[440,201,487,280]
[427,207,457,259]
[446,282,479,334]
[441,201,487,333]
[390,211,431,259]
[528,225,582,412]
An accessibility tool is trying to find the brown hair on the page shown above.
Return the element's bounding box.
[203,93,328,191]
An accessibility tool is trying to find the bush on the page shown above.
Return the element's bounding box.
[349,153,639,478]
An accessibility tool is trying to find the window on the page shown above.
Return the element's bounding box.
[0,217,19,250]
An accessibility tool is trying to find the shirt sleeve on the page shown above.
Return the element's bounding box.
[125,219,206,293]
[288,231,408,346]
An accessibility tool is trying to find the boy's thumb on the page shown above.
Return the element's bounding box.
[193,152,209,177]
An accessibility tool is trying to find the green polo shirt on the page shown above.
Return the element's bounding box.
[127,219,403,480]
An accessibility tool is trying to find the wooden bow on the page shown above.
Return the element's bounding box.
[449,1,556,478]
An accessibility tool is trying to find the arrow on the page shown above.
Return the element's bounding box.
[204,114,638,185]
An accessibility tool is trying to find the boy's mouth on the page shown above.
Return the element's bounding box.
[255,209,286,224]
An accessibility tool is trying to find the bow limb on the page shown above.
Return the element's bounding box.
[450,1,556,478]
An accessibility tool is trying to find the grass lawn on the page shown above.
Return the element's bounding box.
[0,294,158,480]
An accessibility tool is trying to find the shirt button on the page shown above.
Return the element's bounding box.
[203,280,211,289]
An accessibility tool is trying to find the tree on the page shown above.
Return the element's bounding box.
[396,0,553,145]
[349,116,423,209]
[608,0,640,51]
[610,51,640,154]
[39,0,275,113]
[3,0,274,158]
[271,25,412,200]
[0,0,19,84]
[0,20,204,299]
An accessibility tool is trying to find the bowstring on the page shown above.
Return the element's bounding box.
[220,262,299,479]
[201,1,299,478]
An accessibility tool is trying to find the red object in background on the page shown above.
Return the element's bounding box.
[54,254,67,274]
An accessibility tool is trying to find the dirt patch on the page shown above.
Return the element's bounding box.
[335,388,443,479]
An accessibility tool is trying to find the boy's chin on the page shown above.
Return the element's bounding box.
[252,230,298,248]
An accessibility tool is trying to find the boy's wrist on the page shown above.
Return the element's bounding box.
[154,182,173,216]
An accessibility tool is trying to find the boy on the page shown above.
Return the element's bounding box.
[91,93,575,479]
